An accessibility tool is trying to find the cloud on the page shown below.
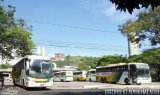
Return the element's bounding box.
[101,1,136,23]
[81,0,138,23]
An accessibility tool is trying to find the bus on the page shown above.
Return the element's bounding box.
[96,63,151,85]
[73,70,87,81]
[3,73,12,81]
[53,71,73,82]
[12,55,54,88]
[53,72,61,82]
[86,69,96,82]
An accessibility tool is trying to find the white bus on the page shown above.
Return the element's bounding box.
[53,71,73,82]
[73,70,87,81]
[53,72,61,82]
[96,63,151,85]
[3,73,12,81]
[12,55,54,88]
[86,69,96,82]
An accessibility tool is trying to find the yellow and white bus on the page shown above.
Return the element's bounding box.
[12,55,53,88]
[73,70,87,81]
[86,69,96,82]
[96,63,151,85]
[53,71,73,82]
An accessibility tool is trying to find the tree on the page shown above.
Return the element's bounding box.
[54,56,99,70]
[142,48,160,81]
[119,7,160,47]
[96,55,128,67]
[128,54,143,63]
[5,27,34,57]
[0,1,34,59]
[77,63,88,71]
[110,0,160,14]
[0,63,12,68]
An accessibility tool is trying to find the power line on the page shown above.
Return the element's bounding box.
[34,39,127,48]
[36,43,128,52]
[27,20,118,34]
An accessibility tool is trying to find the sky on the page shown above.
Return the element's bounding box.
[3,0,151,57]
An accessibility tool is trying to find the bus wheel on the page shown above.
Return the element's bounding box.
[104,77,107,83]
[89,78,92,82]
[22,80,27,90]
[136,82,141,85]
[61,79,64,82]
[124,78,130,85]
[13,79,16,86]
[100,78,104,83]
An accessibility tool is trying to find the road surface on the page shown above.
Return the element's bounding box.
[0,81,160,95]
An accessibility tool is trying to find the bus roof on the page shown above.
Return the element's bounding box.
[73,70,87,73]
[128,63,148,65]
[96,63,127,69]
[96,63,148,69]
[89,69,96,71]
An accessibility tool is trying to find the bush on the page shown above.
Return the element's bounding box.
[0,64,12,68]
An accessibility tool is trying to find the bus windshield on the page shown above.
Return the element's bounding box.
[136,69,150,78]
[66,71,73,75]
[28,59,53,78]
[135,64,150,78]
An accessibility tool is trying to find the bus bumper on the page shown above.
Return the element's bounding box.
[134,78,152,84]
[26,80,53,87]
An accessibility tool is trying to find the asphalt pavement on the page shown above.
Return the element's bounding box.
[0,81,160,95]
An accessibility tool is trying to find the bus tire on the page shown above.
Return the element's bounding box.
[124,78,130,85]
[22,80,27,90]
[136,82,141,85]
[100,78,104,83]
[89,78,92,82]
[13,79,16,86]
[104,77,107,83]
[61,79,64,82]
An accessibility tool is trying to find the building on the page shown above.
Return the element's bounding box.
[0,46,46,65]
[51,53,65,61]
[128,40,138,56]
[127,33,138,56]
[32,46,45,56]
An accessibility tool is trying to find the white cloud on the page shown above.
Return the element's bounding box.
[101,1,136,23]
[101,3,116,16]
[81,0,139,23]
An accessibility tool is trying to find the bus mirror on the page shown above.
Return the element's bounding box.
[26,61,30,68]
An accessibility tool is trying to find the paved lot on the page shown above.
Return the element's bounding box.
[50,81,160,89]
[0,81,160,95]
[1,81,160,89]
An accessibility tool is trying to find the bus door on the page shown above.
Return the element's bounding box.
[129,64,137,83]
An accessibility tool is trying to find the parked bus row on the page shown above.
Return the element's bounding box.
[53,63,152,85]
[11,55,152,89]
